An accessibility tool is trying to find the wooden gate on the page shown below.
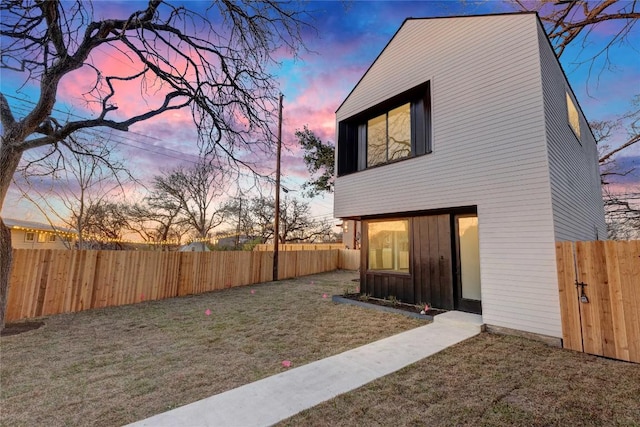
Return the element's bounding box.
[556,240,640,363]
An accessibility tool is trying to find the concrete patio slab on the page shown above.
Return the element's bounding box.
[126,312,484,427]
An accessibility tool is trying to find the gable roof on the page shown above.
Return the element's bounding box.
[334,11,597,143]
[336,11,538,114]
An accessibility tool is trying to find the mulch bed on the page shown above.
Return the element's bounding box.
[340,293,447,316]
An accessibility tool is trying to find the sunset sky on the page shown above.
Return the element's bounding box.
[1,0,638,231]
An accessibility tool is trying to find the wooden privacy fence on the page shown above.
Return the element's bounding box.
[253,243,345,251]
[556,240,640,363]
[6,249,347,322]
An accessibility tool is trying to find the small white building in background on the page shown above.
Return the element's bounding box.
[178,241,211,252]
[334,12,605,340]
[5,218,76,249]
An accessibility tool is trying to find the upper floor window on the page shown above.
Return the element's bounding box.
[337,81,431,176]
[367,103,411,167]
[25,232,35,242]
[566,92,580,140]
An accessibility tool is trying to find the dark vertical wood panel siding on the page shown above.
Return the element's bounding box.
[411,214,453,309]
[362,214,453,307]
[438,214,453,308]
[428,217,441,305]
[413,218,422,301]
[419,217,432,303]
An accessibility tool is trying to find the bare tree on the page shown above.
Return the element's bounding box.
[152,160,230,250]
[81,201,130,249]
[221,196,257,248]
[247,196,278,243]
[278,196,334,243]
[0,0,310,326]
[593,96,640,185]
[124,198,188,249]
[242,195,333,243]
[602,186,640,239]
[13,135,132,248]
[592,96,640,237]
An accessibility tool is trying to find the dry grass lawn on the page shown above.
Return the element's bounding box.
[1,270,425,427]
[279,332,640,427]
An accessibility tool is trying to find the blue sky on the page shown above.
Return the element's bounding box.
[2,0,638,228]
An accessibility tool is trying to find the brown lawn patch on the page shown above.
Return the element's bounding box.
[1,321,45,336]
[1,270,423,427]
[279,333,640,427]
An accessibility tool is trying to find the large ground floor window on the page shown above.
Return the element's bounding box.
[367,219,409,272]
[360,210,481,314]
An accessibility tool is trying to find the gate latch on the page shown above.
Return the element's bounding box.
[576,281,589,303]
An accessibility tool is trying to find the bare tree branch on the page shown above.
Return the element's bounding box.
[516,0,639,58]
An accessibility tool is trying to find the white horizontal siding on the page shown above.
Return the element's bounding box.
[537,25,607,241]
[335,14,565,337]
[10,230,69,250]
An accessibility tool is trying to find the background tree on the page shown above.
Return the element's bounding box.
[594,96,639,186]
[0,0,310,327]
[221,196,257,248]
[13,136,131,249]
[278,196,334,243]
[239,195,333,243]
[81,201,130,249]
[152,160,229,250]
[124,197,188,249]
[247,196,279,243]
[592,96,640,238]
[295,126,335,197]
[602,186,640,239]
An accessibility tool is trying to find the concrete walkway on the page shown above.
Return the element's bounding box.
[126,311,484,427]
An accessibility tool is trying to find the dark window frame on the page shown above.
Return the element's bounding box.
[338,81,431,176]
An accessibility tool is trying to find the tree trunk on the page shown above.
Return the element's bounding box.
[0,140,24,329]
[0,217,12,330]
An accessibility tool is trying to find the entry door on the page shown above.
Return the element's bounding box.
[454,215,482,313]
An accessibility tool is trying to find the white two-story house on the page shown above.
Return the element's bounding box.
[334,12,605,340]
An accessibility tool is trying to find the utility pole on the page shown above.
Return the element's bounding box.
[273,93,283,281]
[235,197,242,249]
